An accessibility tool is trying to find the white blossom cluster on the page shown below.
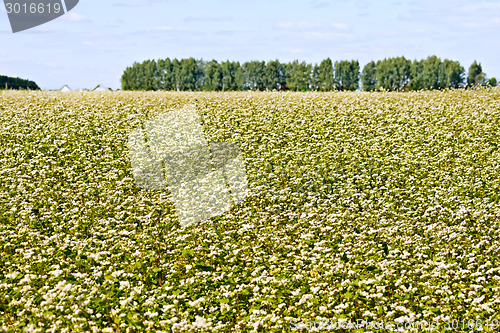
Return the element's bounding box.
[1,89,500,331]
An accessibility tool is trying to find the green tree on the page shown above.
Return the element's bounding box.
[286,60,312,91]
[487,77,497,87]
[171,58,181,91]
[221,61,241,91]
[468,61,485,86]
[421,56,444,89]
[0,75,39,90]
[204,60,223,91]
[317,58,335,91]
[177,58,204,91]
[375,57,411,91]
[242,61,266,90]
[442,59,465,89]
[393,56,411,90]
[361,61,376,91]
[234,65,244,90]
[156,58,175,90]
[264,60,285,90]
[335,60,360,90]
[409,59,424,90]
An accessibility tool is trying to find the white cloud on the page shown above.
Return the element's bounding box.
[400,0,500,30]
[64,13,90,22]
[355,0,369,8]
[184,15,234,23]
[276,21,350,32]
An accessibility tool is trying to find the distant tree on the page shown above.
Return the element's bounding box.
[375,57,408,91]
[121,61,153,90]
[409,59,425,90]
[242,61,266,90]
[392,56,411,90]
[361,61,376,91]
[203,60,223,91]
[171,58,181,91]
[156,58,175,90]
[468,61,485,86]
[264,60,285,90]
[317,58,335,91]
[421,56,443,89]
[442,59,465,88]
[487,77,497,87]
[311,64,320,91]
[0,75,39,90]
[334,60,360,90]
[220,61,241,91]
[177,58,204,91]
[286,60,312,91]
[121,56,487,92]
[121,63,136,90]
[135,59,156,90]
[376,57,417,90]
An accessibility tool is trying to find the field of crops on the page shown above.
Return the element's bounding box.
[1,89,500,332]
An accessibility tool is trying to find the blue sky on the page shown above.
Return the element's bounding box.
[1,0,499,90]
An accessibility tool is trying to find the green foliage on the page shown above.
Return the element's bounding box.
[285,60,312,91]
[334,60,360,91]
[264,60,286,90]
[373,56,466,91]
[317,58,335,91]
[375,57,411,91]
[221,61,242,91]
[203,60,223,91]
[487,77,497,87]
[0,75,40,90]
[468,61,485,87]
[242,61,266,91]
[121,56,479,92]
[361,61,376,91]
[442,59,465,89]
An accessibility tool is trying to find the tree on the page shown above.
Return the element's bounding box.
[221,61,241,91]
[171,58,181,91]
[361,61,376,91]
[177,58,204,91]
[409,59,424,90]
[121,56,485,92]
[242,61,266,90]
[264,60,285,90]
[392,57,411,90]
[375,59,392,90]
[0,75,39,90]
[487,77,497,87]
[442,59,465,89]
[234,65,245,90]
[121,60,155,90]
[285,60,312,91]
[156,58,174,90]
[468,61,485,86]
[317,58,335,91]
[334,60,360,90]
[421,56,443,89]
[203,60,223,91]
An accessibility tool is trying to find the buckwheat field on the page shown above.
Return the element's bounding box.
[1,89,500,332]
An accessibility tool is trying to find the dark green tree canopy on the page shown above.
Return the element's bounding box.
[0,75,40,90]
[468,61,485,86]
[121,56,482,92]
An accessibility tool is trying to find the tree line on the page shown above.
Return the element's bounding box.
[121,56,497,91]
[0,75,40,90]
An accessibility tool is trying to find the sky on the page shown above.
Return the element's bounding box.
[1,0,499,90]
